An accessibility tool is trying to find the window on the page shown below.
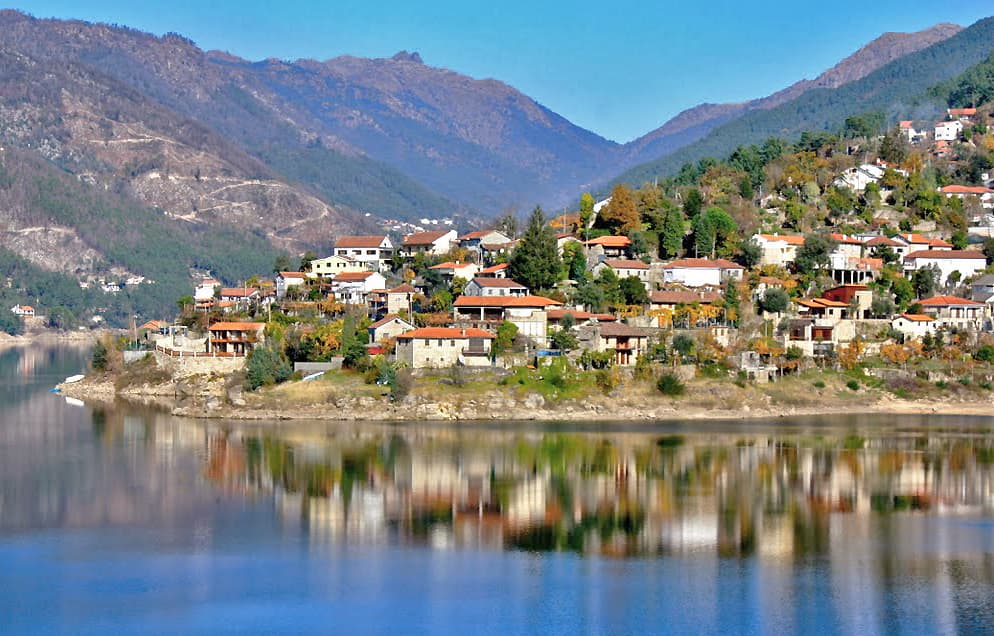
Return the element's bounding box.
[367,250,376,255]
[423,339,430,346]
[450,340,456,347]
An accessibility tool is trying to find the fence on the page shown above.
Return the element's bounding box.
[155,344,243,358]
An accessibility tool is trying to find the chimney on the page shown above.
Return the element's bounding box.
[461,328,466,337]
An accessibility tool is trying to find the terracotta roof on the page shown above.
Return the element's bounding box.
[755,233,805,246]
[370,314,414,329]
[18,305,34,312]
[430,261,476,270]
[649,290,721,305]
[899,120,913,129]
[940,185,994,195]
[479,263,509,274]
[334,272,378,282]
[278,271,307,279]
[453,295,562,308]
[864,236,901,247]
[469,277,528,288]
[584,235,632,248]
[849,257,883,271]
[388,283,416,293]
[905,250,985,260]
[948,108,977,116]
[402,230,452,246]
[139,320,169,330]
[458,230,502,241]
[663,258,743,270]
[919,295,983,307]
[335,235,388,248]
[829,233,863,245]
[797,298,848,309]
[898,313,934,322]
[209,322,266,331]
[601,258,650,270]
[546,309,616,322]
[397,327,495,340]
[220,287,258,297]
[598,323,650,337]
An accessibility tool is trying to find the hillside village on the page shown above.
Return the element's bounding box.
[69,70,994,406]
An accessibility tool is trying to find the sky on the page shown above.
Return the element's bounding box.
[10,1,994,143]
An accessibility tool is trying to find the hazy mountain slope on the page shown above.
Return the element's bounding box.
[624,23,962,166]
[612,16,994,188]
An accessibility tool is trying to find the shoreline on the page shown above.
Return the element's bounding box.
[57,376,994,424]
[0,329,103,349]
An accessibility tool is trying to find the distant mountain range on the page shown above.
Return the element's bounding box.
[0,8,990,316]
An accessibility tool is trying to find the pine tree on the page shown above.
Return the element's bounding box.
[660,205,685,258]
[509,206,562,292]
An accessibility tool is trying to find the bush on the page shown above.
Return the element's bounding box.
[813,380,826,389]
[846,379,860,391]
[246,346,292,390]
[595,368,622,394]
[657,372,685,396]
[91,339,109,371]
[975,344,994,362]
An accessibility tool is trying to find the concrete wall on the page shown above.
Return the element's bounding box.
[154,351,245,377]
[294,360,343,373]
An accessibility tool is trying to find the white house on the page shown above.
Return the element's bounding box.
[429,261,479,281]
[903,250,987,285]
[395,327,495,368]
[893,233,952,256]
[934,120,963,142]
[890,314,936,341]
[463,277,529,297]
[899,120,923,143]
[939,185,994,209]
[662,258,744,288]
[478,263,509,278]
[918,295,988,331]
[948,108,978,121]
[10,304,34,317]
[368,314,416,345]
[399,230,458,257]
[275,272,308,298]
[752,234,805,268]
[457,230,513,251]
[333,235,393,271]
[833,163,885,192]
[309,254,366,279]
[330,271,387,304]
[194,278,220,302]
[592,259,650,288]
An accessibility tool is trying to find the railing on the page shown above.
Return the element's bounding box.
[155,345,244,358]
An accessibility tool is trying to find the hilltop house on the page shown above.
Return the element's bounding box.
[275,272,307,299]
[899,120,924,143]
[309,255,366,279]
[833,163,885,192]
[10,304,34,317]
[752,233,805,268]
[333,235,393,271]
[662,258,743,288]
[395,327,495,368]
[399,230,458,257]
[330,271,387,304]
[207,322,265,356]
[934,120,963,142]
[903,250,986,285]
[219,287,260,311]
[892,233,952,258]
[463,277,529,297]
[948,107,978,121]
[194,278,220,302]
[583,235,631,258]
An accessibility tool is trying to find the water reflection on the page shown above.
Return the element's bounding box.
[164,419,994,559]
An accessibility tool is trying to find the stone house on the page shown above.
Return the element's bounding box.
[395,327,495,368]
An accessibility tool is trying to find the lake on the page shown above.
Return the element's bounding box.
[2,344,994,635]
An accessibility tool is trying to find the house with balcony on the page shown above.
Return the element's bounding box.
[576,322,650,366]
[330,271,387,305]
[452,295,562,344]
[583,235,632,258]
[207,322,265,356]
[918,295,988,331]
[463,277,529,297]
[934,119,963,141]
[308,254,366,279]
[662,258,743,288]
[394,327,495,368]
[939,185,994,209]
[333,235,393,271]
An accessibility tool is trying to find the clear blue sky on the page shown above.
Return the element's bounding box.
[11,1,994,142]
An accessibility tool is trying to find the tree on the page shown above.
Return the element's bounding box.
[299,250,318,272]
[672,333,695,361]
[508,207,562,291]
[574,282,605,312]
[871,293,896,318]
[629,231,650,261]
[0,308,23,336]
[340,314,368,369]
[246,345,292,390]
[47,307,76,331]
[891,277,915,309]
[599,184,641,234]
[723,279,740,325]
[579,192,595,231]
[692,207,738,258]
[619,276,649,305]
[738,237,762,268]
[794,233,835,276]
[272,253,293,273]
[759,287,789,314]
[563,241,587,282]
[495,209,520,239]
[879,128,910,165]
[683,188,703,218]
[550,313,579,351]
[912,265,940,299]
[492,320,519,358]
[176,295,195,311]
[660,205,685,258]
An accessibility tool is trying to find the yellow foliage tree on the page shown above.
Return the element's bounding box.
[600,184,641,234]
[837,339,865,371]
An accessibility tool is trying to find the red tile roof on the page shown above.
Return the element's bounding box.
[388,283,416,293]
[598,323,650,337]
[402,230,452,246]
[370,314,414,329]
[584,235,632,248]
[333,272,378,282]
[335,235,388,248]
[601,258,650,270]
[940,185,994,195]
[919,295,983,307]
[278,271,307,279]
[905,250,985,260]
[663,258,743,269]
[452,295,562,308]
[828,233,863,245]
[649,290,721,305]
[479,263,509,274]
[898,313,934,322]
[469,277,528,288]
[397,327,495,340]
[430,261,476,270]
[864,236,901,247]
[209,322,266,331]
[220,287,258,297]
[948,108,977,117]
[755,233,805,246]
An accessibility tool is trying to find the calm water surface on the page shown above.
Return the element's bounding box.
[2,345,994,634]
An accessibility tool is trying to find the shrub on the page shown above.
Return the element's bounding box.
[935,380,948,389]
[657,372,685,396]
[975,345,994,362]
[246,346,292,390]
[595,368,622,394]
[813,380,826,389]
[91,339,109,371]
[846,379,859,391]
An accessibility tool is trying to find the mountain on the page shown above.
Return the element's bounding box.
[623,23,963,166]
[612,16,994,188]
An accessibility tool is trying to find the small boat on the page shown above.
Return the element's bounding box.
[63,374,85,384]
[302,371,325,382]
[64,397,85,408]
[49,387,61,393]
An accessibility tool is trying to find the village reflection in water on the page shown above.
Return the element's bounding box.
[90,412,994,559]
